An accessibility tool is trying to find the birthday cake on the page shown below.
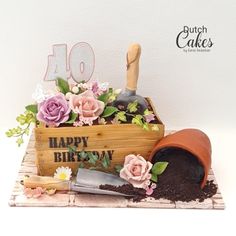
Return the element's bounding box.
[7,43,217,203]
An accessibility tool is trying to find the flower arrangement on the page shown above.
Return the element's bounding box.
[6,78,159,146]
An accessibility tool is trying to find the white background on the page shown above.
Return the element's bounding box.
[0,0,236,235]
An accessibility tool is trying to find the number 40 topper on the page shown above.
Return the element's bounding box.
[44,42,95,83]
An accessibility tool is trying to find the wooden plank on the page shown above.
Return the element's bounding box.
[13,193,71,207]
[175,198,213,209]
[35,138,159,150]
[74,194,128,208]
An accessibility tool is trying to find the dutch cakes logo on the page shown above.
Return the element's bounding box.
[176,26,214,53]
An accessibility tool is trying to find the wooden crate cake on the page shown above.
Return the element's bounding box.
[35,98,164,176]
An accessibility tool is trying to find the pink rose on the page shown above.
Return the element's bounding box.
[69,90,105,124]
[120,154,153,189]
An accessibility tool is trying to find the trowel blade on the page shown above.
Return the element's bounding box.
[75,168,128,188]
[72,168,132,197]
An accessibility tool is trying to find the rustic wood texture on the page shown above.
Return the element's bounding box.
[34,97,165,176]
[9,131,225,209]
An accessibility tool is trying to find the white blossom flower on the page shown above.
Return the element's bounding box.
[98,82,109,91]
[32,84,47,103]
[71,86,79,94]
[54,167,72,180]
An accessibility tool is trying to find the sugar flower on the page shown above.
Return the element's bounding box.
[54,166,72,180]
[32,84,47,103]
[37,93,71,127]
[69,90,105,125]
[24,187,45,198]
[120,154,153,189]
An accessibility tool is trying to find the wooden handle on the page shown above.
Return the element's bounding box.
[23,175,70,191]
[126,43,141,91]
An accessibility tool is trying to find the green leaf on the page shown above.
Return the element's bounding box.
[16,137,23,147]
[101,153,111,169]
[144,109,153,116]
[151,173,158,182]
[87,152,99,165]
[25,104,38,114]
[102,106,118,118]
[78,150,87,161]
[68,145,77,153]
[79,162,85,168]
[142,122,149,131]
[131,115,143,127]
[16,114,26,125]
[114,164,123,173]
[56,77,70,94]
[152,162,168,176]
[97,92,110,104]
[25,128,30,135]
[127,100,138,113]
[65,112,78,124]
[5,130,13,137]
[115,111,127,122]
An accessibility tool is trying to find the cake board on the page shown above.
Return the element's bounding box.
[9,131,225,209]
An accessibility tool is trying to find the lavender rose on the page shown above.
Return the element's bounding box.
[120,154,153,189]
[37,93,71,127]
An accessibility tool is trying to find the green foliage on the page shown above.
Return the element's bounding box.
[151,162,168,183]
[152,162,169,175]
[25,104,38,114]
[114,164,123,173]
[65,112,78,124]
[68,145,77,153]
[102,106,118,118]
[151,173,158,182]
[131,115,143,126]
[101,153,111,169]
[78,150,87,161]
[98,88,120,105]
[127,100,138,113]
[6,110,37,147]
[67,147,112,171]
[98,92,110,104]
[144,109,153,115]
[56,77,70,94]
[115,111,127,122]
[87,152,99,165]
[79,162,85,168]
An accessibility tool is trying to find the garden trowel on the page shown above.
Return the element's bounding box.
[113,43,148,113]
[23,168,132,197]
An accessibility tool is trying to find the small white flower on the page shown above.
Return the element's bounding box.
[98,82,109,91]
[32,84,47,103]
[54,166,72,180]
[114,88,122,95]
[98,117,107,125]
[78,83,89,90]
[71,86,79,94]
[65,92,73,100]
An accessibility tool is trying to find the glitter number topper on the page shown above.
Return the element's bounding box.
[44,42,95,83]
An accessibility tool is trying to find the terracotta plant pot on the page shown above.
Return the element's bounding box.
[148,129,212,188]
